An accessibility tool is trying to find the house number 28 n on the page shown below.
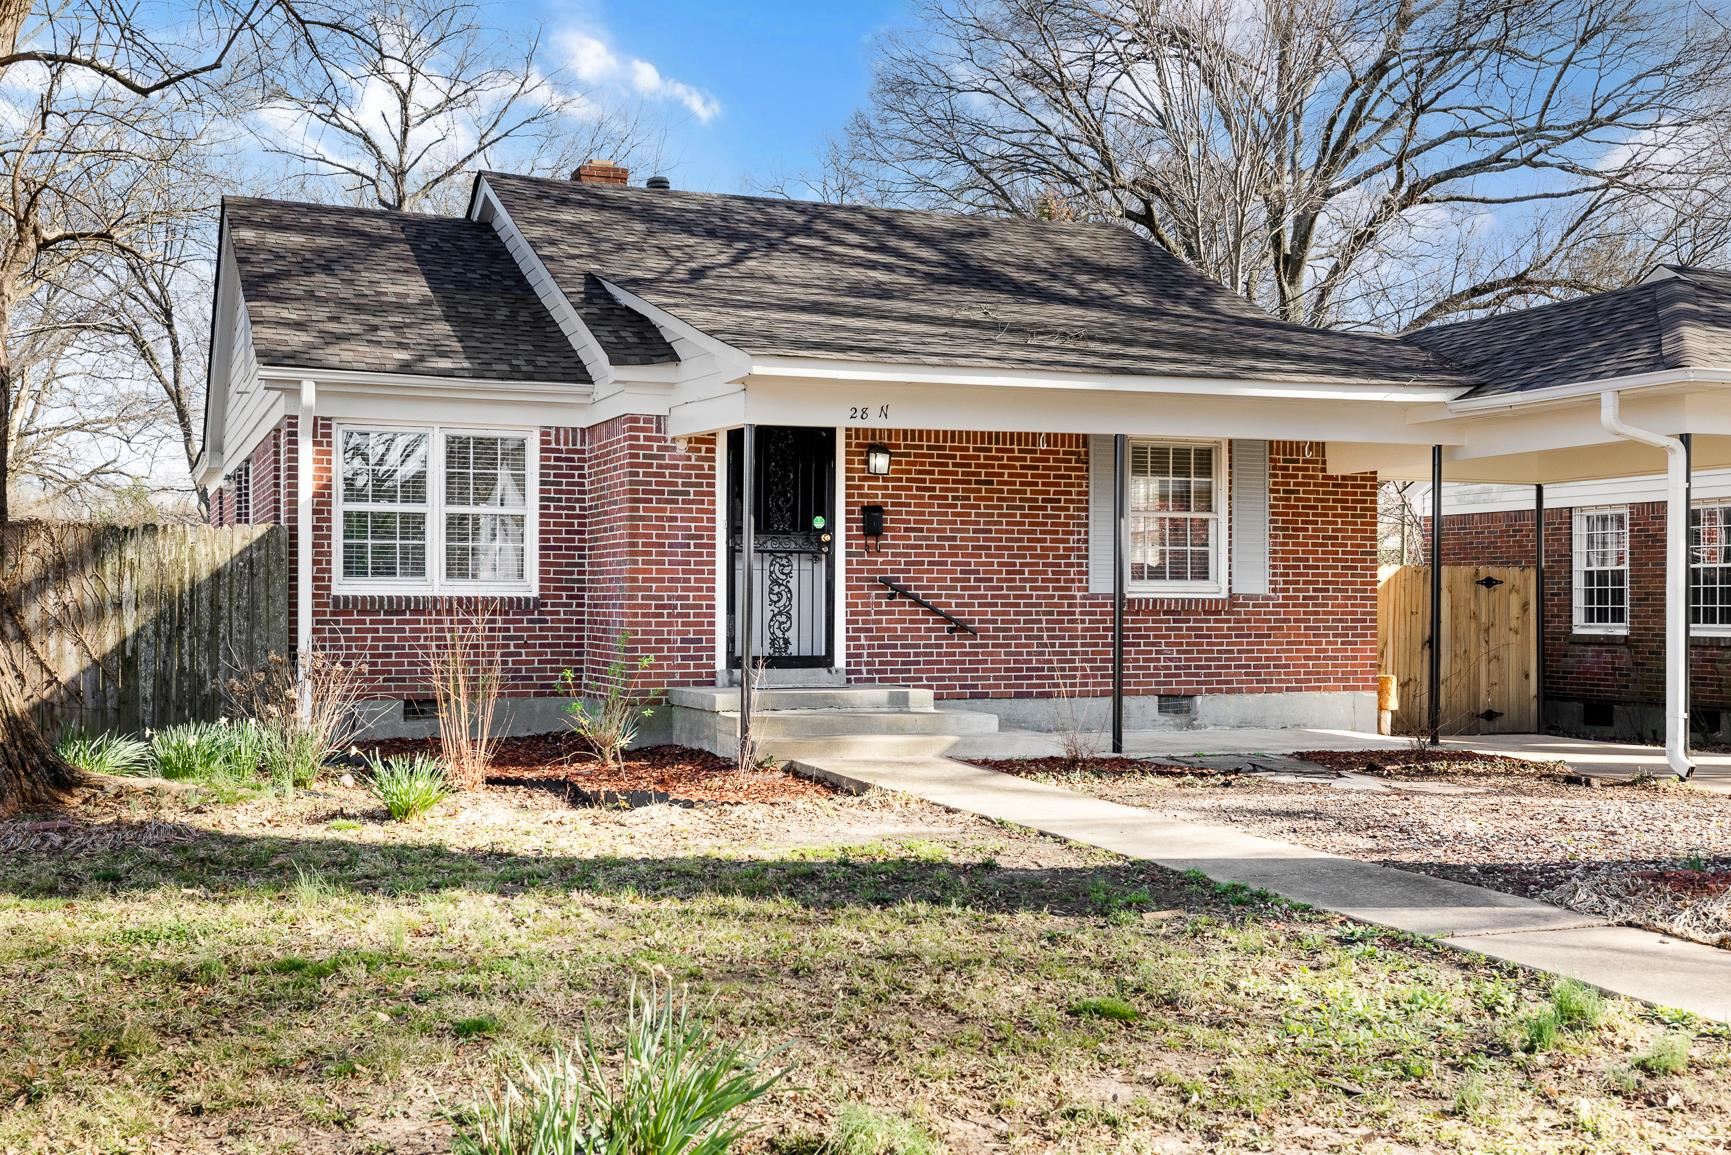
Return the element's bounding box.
[848,404,890,421]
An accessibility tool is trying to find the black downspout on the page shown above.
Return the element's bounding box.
[1534,484,1546,735]
[1682,431,1693,761]
[738,424,756,764]
[1429,446,1443,746]
[1111,433,1127,755]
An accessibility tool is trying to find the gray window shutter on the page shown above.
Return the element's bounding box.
[1088,435,1116,594]
[1231,439,1270,594]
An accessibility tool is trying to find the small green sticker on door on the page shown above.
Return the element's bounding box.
[812,515,827,529]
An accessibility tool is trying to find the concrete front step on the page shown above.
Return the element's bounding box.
[669,685,937,713]
[757,734,979,760]
[667,684,999,760]
[715,707,999,738]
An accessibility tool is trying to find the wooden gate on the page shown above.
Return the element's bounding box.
[1378,565,1537,736]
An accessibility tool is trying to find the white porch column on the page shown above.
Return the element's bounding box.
[297,378,316,715]
[1599,392,1693,777]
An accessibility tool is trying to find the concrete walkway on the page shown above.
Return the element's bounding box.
[792,751,1731,1021]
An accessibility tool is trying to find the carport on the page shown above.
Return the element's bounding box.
[1329,266,1731,778]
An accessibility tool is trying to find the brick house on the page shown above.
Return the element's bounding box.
[1424,470,1731,745]
[193,164,1731,765]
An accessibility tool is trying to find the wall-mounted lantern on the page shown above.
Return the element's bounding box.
[865,443,893,475]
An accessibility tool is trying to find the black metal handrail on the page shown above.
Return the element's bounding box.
[878,577,978,636]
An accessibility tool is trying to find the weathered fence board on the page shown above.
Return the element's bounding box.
[2,522,289,735]
[1378,564,1537,736]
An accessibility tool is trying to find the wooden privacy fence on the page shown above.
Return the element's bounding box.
[1378,564,1537,736]
[1,521,289,735]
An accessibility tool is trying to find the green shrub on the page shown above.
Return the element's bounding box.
[1069,996,1139,1023]
[458,977,781,1155]
[823,1105,944,1155]
[1635,1031,1692,1076]
[560,633,658,772]
[367,754,451,822]
[149,720,267,783]
[56,729,150,777]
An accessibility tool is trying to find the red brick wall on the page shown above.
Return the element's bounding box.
[255,414,1377,708]
[844,431,1378,698]
[1436,504,1731,712]
[291,418,590,699]
[580,417,717,692]
[266,415,717,702]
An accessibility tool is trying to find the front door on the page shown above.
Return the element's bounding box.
[727,427,835,669]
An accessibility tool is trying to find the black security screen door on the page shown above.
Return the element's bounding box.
[728,426,835,669]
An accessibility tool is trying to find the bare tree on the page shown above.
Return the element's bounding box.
[257,0,662,213]
[750,135,896,206]
[0,1,351,814]
[853,0,1731,328]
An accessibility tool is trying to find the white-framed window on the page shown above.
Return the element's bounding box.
[335,423,536,594]
[1127,439,1228,595]
[1572,505,1628,633]
[1693,501,1731,632]
[229,461,251,524]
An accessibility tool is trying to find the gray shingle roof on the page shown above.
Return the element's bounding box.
[224,197,591,384]
[481,172,1477,389]
[1409,267,1731,397]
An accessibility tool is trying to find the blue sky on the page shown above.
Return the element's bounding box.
[524,0,910,193]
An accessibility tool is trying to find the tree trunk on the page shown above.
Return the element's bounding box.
[0,673,79,816]
[0,358,82,817]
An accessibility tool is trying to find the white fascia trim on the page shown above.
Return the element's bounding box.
[594,277,752,393]
[745,356,1466,402]
[198,221,239,487]
[471,178,616,390]
[258,366,594,404]
[1445,367,1731,415]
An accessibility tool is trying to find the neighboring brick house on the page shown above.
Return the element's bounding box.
[192,162,1731,763]
[1428,473,1731,743]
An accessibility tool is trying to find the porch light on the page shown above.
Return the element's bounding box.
[866,444,893,475]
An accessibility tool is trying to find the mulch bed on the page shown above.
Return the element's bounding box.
[359,734,834,806]
[1293,748,1572,778]
[970,756,1222,777]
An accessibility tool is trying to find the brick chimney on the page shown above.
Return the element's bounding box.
[573,159,630,186]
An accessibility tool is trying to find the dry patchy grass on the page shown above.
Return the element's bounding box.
[0,778,1727,1153]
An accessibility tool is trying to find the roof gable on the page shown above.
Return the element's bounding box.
[1411,266,1731,397]
[223,197,591,384]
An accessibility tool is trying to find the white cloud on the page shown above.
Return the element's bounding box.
[556,29,720,123]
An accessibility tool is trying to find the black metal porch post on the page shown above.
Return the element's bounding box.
[738,424,756,763]
[1535,484,1546,734]
[1111,433,1127,754]
[1429,445,1443,746]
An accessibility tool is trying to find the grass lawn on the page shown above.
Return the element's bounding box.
[2,773,1728,1153]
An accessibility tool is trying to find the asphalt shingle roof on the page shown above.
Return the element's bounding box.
[481,172,1477,389]
[223,197,592,384]
[1409,267,1731,397]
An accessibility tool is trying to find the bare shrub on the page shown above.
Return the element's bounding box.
[425,601,505,791]
[560,631,657,771]
[736,657,769,773]
[225,648,367,788]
